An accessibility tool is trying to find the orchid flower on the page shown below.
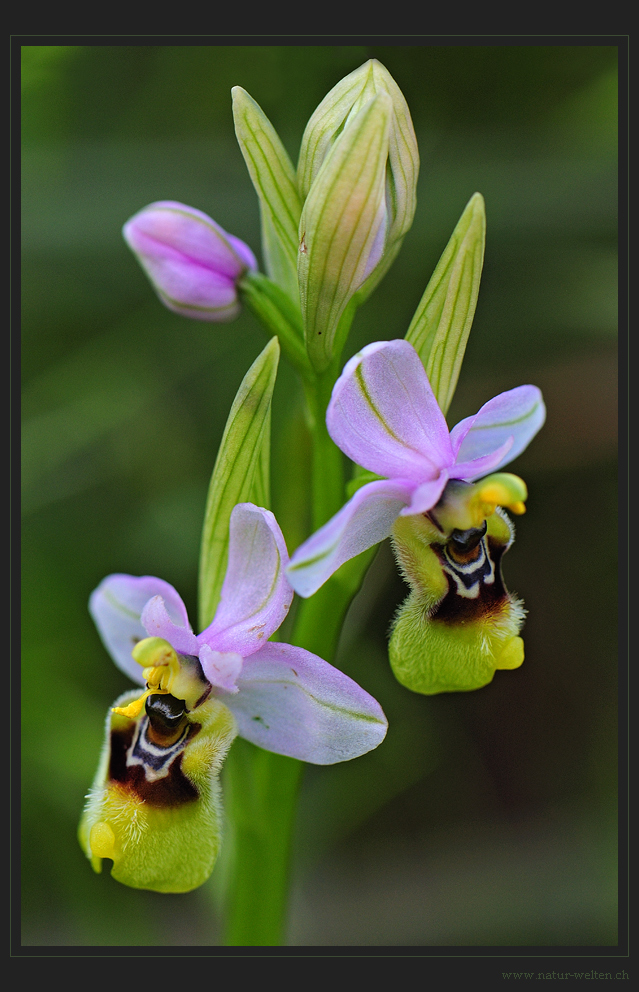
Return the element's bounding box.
[287,339,546,598]
[122,201,257,321]
[79,502,387,892]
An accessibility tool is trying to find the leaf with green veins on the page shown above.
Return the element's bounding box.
[405,192,486,415]
[232,87,302,303]
[198,337,279,630]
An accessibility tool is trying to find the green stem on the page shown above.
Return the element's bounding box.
[221,287,366,947]
[302,364,345,530]
[222,743,303,946]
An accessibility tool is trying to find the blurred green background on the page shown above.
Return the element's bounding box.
[21,43,618,947]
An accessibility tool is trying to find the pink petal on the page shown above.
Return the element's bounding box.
[450,436,515,482]
[450,385,546,480]
[141,596,200,656]
[123,201,258,321]
[221,641,387,764]
[199,504,293,656]
[286,478,413,598]
[89,574,193,684]
[327,339,454,482]
[198,644,243,694]
[399,470,450,516]
[123,201,257,278]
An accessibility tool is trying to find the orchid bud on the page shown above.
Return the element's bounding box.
[298,59,419,249]
[297,61,419,371]
[122,201,257,322]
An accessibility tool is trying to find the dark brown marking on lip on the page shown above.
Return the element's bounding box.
[108,719,201,808]
[431,536,508,624]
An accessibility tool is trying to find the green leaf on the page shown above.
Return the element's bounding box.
[238,269,312,379]
[405,192,486,415]
[232,87,302,303]
[198,337,280,630]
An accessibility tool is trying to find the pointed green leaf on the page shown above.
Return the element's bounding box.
[198,337,279,630]
[405,193,486,415]
[232,87,302,302]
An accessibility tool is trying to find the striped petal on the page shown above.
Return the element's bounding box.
[199,504,293,657]
[450,385,546,480]
[327,339,454,482]
[124,201,256,279]
[287,478,413,598]
[222,641,388,764]
[89,574,194,684]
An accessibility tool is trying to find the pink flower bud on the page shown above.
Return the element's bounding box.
[123,201,257,322]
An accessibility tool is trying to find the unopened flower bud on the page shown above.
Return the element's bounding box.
[298,59,419,251]
[296,61,419,371]
[123,201,257,322]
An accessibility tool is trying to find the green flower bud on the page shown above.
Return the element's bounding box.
[298,91,393,371]
[298,59,419,247]
[297,60,419,373]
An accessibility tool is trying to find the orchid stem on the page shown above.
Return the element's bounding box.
[221,354,355,946]
[302,363,345,530]
[222,744,303,946]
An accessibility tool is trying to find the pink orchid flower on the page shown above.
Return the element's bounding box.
[90,503,387,764]
[123,201,257,322]
[287,339,545,598]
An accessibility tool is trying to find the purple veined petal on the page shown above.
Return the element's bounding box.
[221,641,388,764]
[327,339,454,482]
[198,644,243,694]
[141,596,200,656]
[450,385,546,479]
[286,478,414,598]
[129,237,241,319]
[450,436,515,482]
[199,504,293,657]
[399,469,449,516]
[89,574,193,684]
[123,201,257,279]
